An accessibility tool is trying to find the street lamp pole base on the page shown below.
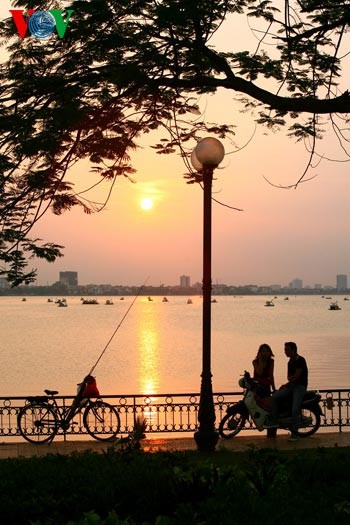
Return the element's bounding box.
[194,372,219,452]
[194,428,219,453]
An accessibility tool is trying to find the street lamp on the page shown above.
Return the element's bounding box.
[191,137,225,452]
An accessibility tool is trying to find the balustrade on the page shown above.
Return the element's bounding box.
[0,389,349,440]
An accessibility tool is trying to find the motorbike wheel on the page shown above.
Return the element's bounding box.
[296,407,321,437]
[219,409,246,439]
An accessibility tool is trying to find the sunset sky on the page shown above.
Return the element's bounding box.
[1,2,350,288]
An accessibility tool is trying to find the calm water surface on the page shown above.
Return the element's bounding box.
[1,295,349,397]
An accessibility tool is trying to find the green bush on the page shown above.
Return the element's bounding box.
[0,446,349,524]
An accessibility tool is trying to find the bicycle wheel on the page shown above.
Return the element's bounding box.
[17,402,58,444]
[83,400,120,441]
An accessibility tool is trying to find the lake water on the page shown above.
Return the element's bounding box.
[1,295,349,397]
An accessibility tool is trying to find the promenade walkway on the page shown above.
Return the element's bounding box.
[1,431,349,459]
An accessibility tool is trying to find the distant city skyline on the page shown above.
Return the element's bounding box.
[1,276,349,295]
[29,270,349,290]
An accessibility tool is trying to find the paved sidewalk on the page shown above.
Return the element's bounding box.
[143,430,350,453]
[0,431,349,459]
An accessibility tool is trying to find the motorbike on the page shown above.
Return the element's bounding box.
[219,371,323,439]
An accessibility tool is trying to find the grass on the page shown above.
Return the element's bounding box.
[0,445,349,524]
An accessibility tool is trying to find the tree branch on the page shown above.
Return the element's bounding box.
[159,74,350,114]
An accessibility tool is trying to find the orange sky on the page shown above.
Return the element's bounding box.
[1,3,350,287]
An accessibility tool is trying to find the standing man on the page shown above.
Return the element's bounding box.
[269,341,308,441]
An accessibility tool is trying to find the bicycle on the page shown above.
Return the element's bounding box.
[17,378,121,444]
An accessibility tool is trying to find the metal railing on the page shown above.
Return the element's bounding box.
[0,389,349,440]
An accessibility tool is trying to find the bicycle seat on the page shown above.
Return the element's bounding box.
[44,389,59,396]
[26,396,49,403]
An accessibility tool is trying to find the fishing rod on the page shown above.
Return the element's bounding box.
[88,276,149,376]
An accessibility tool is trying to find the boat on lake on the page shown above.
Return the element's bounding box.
[57,299,67,307]
[329,302,341,311]
[55,298,67,305]
[105,299,114,305]
[187,298,193,304]
[82,299,99,305]
[264,300,274,307]
[162,297,169,302]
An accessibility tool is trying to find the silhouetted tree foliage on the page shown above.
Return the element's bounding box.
[1,0,349,284]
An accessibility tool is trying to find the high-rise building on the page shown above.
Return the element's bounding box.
[59,271,78,287]
[180,275,190,288]
[336,274,348,291]
[289,278,303,289]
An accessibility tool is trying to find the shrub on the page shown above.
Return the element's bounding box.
[0,446,349,524]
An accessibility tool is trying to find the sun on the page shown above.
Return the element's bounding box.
[140,197,154,211]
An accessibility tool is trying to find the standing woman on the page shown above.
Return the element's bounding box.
[252,343,276,398]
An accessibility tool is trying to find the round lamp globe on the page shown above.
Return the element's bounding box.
[194,137,225,167]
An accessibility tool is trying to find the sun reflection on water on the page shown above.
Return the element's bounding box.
[137,308,162,427]
[137,309,160,396]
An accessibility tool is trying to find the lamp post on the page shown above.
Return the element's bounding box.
[191,137,225,452]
